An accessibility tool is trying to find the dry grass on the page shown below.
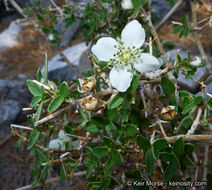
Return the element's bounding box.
[0,24,58,78]
[159,0,212,55]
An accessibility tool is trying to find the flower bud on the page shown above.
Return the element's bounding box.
[48,34,54,41]
[79,77,96,92]
[81,95,98,111]
[121,0,134,10]
[188,56,202,67]
[161,106,177,120]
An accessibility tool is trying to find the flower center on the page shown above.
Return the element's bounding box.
[110,39,141,68]
[120,51,132,62]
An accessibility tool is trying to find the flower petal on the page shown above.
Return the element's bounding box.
[91,37,118,62]
[133,53,160,73]
[49,139,61,149]
[121,20,145,48]
[109,65,133,92]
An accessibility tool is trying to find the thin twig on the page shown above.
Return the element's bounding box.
[203,144,209,180]
[187,108,202,135]
[15,171,86,190]
[160,134,212,143]
[34,105,73,127]
[9,0,26,18]
[156,0,183,30]
[60,53,83,79]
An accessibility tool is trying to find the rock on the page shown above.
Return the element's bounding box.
[150,0,171,21]
[0,21,22,51]
[166,49,207,93]
[42,42,92,82]
[0,78,31,139]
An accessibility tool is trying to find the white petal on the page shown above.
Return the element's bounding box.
[91,37,118,62]
[109,65,133,92]
[121,20,145,48]
[58,130,70,141]
[188,56,201,67]
[133,53,160,73]
[121,0,134,10]
[48,139,60,149]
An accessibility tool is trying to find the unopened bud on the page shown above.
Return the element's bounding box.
[48,34,54,41]
[121,0,134,10]
[79,77,96,92]
[188,56,202,67]
[81,95,98,111]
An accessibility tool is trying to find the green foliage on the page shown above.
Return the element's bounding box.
[161,76,176,96]
[108,92,126,109]
[172,15,191,38]
[27,129,40,150]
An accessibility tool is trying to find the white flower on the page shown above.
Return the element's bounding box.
[91,20,160,92]
[188,56,202,67]
[48,130,70,150]
[121,0,134,10]
[48,34,54,41]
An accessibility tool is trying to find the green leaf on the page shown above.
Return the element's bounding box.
[182,102,196,115]
[153,139,167,150]
[161,76,176,96]
[184,143,194,154]
[183,27,190,38]
[105,109,119,120]
[47,95,64,112]
[26,80,43,97]
[86,147,96,160]
[159,152,173,161]
[164,164,176,182]
[59,82,69,98]
[108,93,125,109]
[125,125,138,136]
[103,136,116,148]
[85,121,99,133]
[93,146,109,159]
[136,136,151,150]
[194,96,203,105]
[145,149,154,176]
[30,96,42,108]
[129,75,139,93]
[132,0,141,8]
[172,25,183,34]
[36,101,44,121]
[112,149,123,165]
[104,156,114,177]
[207,98,212,110]
[182,155,195,168]
[36,68,43,82]
[173,137,184,156]
[27,129,40,150]
[106,122,116,133]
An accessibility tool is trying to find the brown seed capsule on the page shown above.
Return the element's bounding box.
[161,106,177,120]
[79,77,96,92]
[81,95,98,111]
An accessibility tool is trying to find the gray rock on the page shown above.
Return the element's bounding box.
[166,49,208,93]
[0,78,31,138]
[0,100,20,126]
[150,0,171,21]
[43,42,92,82]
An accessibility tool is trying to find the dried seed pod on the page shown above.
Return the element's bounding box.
[81,95,98,111]
[161,106,177,120]
[79,77,96,92]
